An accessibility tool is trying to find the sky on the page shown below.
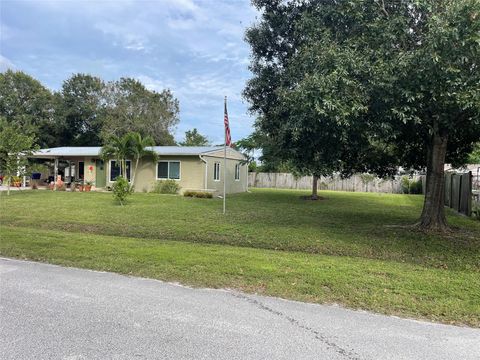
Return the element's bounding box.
[0,0,259,144]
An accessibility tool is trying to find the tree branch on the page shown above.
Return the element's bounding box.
[379,0,389,18]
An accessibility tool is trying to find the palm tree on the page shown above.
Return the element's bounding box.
[100,134,132,180]
[128,132,158,186]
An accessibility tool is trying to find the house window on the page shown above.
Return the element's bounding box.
[213,162,220,181]
[235,163,240,181]
[157,161,180,180]
[110,160,131,182]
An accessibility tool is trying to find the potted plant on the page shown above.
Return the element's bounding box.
[12,176,22,187]
[85,181,93,192]
[76,180,84,192]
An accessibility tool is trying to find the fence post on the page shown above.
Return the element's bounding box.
[459,172,472,216]
[451,173,455,210]
[444,173,451,207]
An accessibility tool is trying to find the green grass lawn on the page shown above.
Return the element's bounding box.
[1,189,479,326]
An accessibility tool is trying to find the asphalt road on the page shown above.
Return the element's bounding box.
[1,258,479,360]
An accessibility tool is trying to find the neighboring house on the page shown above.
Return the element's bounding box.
[29,146,248,194]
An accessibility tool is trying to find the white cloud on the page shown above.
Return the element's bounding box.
[94,21,153,53]
[0,55,16,71]
[2,0,257,141]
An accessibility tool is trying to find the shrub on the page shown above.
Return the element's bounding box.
[400,176,410,194]
[112,176,132,205]
[401,176,423,194]
[472,201,480,221]
[410,179,423,194]
[152,180,180,194]
[183,190,213,198]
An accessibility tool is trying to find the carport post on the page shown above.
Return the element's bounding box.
[68,160,72,185]
[54,158,58,190]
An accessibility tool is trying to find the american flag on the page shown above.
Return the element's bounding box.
[224,99,231,147]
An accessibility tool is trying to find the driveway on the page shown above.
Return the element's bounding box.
[1,257,479,360]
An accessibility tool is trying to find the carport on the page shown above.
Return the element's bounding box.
[28,147,103,189]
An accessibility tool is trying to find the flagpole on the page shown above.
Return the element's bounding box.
[223,96,227,214]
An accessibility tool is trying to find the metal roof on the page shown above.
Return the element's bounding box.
[30,146,243,158]
[151,146,222,156]
[31,147,102,158]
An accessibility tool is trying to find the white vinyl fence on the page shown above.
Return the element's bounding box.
[248,172,422,194]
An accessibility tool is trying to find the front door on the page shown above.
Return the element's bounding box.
[95,160,106,188]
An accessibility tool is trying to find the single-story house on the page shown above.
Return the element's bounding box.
[29,146,248,194]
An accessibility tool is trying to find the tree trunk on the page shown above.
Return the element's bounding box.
[418,133,448,231]
[7,177,10,196]
[122,159,127,179]
[131,158,139,186]
[311,176,319,200]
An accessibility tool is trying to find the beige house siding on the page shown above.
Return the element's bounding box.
[204,147,245,161]
[203,154,247,194]
[98,149,247,194]
[105,156,206,193]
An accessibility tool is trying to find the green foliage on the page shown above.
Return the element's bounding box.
[100,133,133,180]
[245,0,480,228]
[183,190,213,198]
[0,119,37,194]
[101,131,158,186]
[234,133,259,166]
[244,1,381,179]
[10,176,21,184]
[27,162,48,174]
[468,143,480,164]
[127,132,158,186]
[411,180,423,195]
[56,74,105,146]
[401,177,423,194]
[0,70,56,147]
[1,71,179,147]
[152,180,180,194]
[179,128,210,146]
[101,78,179,145]
[112,176,132,205]
[236,131,293,173]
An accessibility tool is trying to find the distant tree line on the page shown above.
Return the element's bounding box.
[0,70,180,147]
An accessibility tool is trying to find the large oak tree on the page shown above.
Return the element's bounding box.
[245,0,480,230]
[102,78,179,145]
